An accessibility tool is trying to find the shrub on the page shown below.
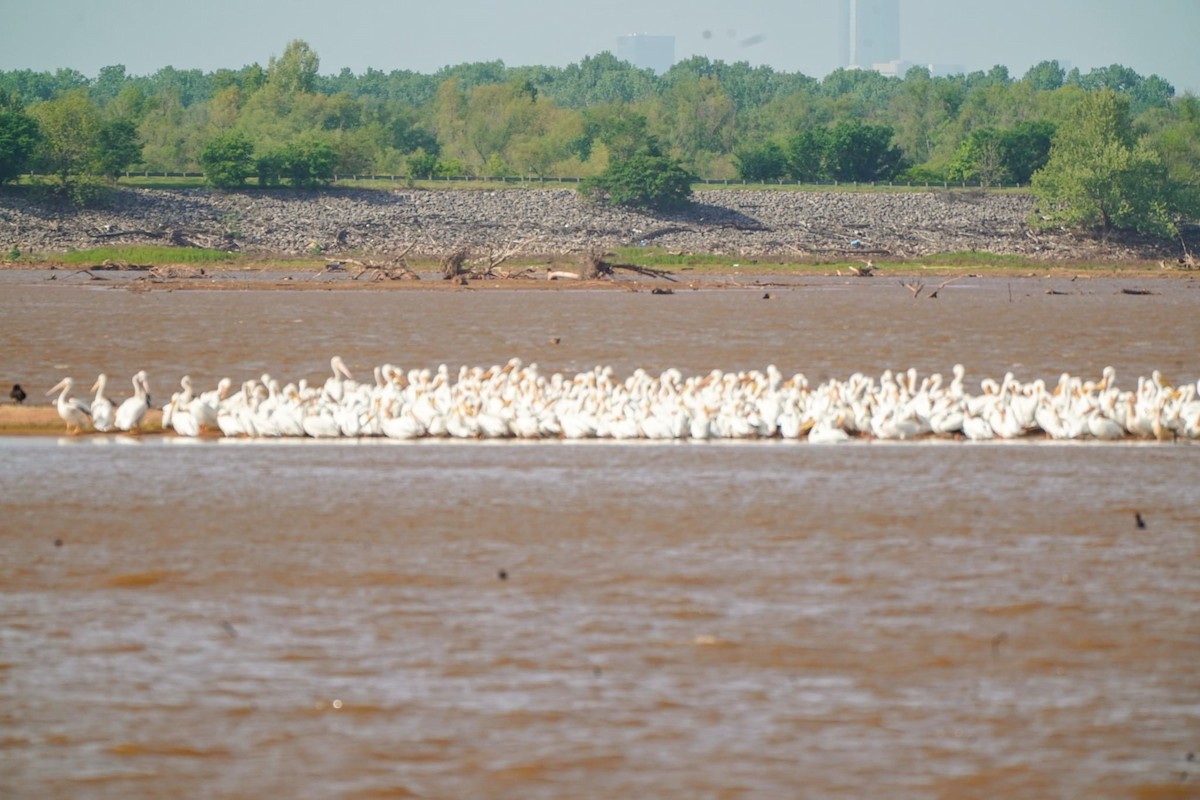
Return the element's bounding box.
[200,131,255,189]
[580,149,696,211]
[256,150,286,186]
[0,111,42,185]
[280,138,336,188]
[405,150,438,179]
[734,141,788,182]
[255,138,336,188]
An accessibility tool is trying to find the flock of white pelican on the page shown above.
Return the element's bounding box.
[46,356,1200,442]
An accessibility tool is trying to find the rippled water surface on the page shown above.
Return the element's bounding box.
[2,276,1198,798]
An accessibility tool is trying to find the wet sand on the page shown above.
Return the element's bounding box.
[0,405,165,435]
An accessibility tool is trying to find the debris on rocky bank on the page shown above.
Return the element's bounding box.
[0,186,1186,262]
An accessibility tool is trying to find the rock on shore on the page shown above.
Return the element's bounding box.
[0,186,1176,261]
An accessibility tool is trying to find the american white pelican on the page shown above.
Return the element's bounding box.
[192,378,230,431]
[808,414,850,443]
[302,406,342,438]
[215,379,256,437]
[47,378,92,434]
[928,399,965,436]
[988,406,1026,440]
[162,375,194,431]
[381,408,426,439]
[169,393,201,437]
[1034,397,1069,439]
[68,357,1200,444]
[161,392,175,430]
[114,371,150,432]
[324,356,354,403]
[90,374,115,432]
[962,408,995,441]
[1086,408,1125,440]
[271,384,306,437]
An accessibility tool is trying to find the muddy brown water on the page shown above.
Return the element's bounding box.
[2,273,1198,799]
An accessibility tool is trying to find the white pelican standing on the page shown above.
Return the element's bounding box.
[114,371,150,432]
[324,356,354,403]
[90,374,115,432]
[191,377,231,431]
[47,378,92,434]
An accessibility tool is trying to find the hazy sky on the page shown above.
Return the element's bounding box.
[1,0,1196,92]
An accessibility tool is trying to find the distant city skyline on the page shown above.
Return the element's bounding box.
[0,0,1196,93]
[840,0,900,70]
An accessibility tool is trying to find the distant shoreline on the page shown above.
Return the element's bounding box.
[2,186,1192,265]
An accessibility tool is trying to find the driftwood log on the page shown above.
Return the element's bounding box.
[579,248,677,281]
[91,224,236,252]
[848,260,879,277]
[441,247,470,280]
[440,242,528,281]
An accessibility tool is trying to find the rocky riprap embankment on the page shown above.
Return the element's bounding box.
[0,186,1179,261]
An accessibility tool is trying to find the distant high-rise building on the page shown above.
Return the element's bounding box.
[838,0,900,70]
[617,34,675,75]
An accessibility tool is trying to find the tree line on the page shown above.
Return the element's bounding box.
[0,40,1197,237]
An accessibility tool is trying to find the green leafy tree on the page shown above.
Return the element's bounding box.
[579,104,652,162]
[25,91,140,190]
[0,110,41,184]
[108,83,149,122]
[948,127,1008,186]
[406,149,439,179]
[947,121,1054,187]
[7,48,1187,186]
[280,137,337,187]
[458,81,542,171]
[1000,120,1056,184]
[0,87,23,112]
[328,127,377,175]
[145,66,211,108]
[785,127,831,181]
[1130,75,1175,114]
[1147,96,1200,183]
[28,88,115,202]
[1032,89,1175,238]
[389,113,440,156]
[268,40,319,95]
[1023,60,1065,91]
[826,121,905,182]
[734,140,788,181]
[546,52,657,108]
[199,130,255,188]
[256,149,286,186]
[890,67,956,165]
[579,140,695,210]
[30,89,102,182]
[1140,96,1200,226]
[92,118,142,178]
[428,78,469,163]
[135,87,206,173]
[485,152,512,178]
[211,63,266,96]
[656,74,737,164]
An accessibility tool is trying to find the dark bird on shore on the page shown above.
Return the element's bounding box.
[10,384,26,404]
[1135,512,1147,530]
